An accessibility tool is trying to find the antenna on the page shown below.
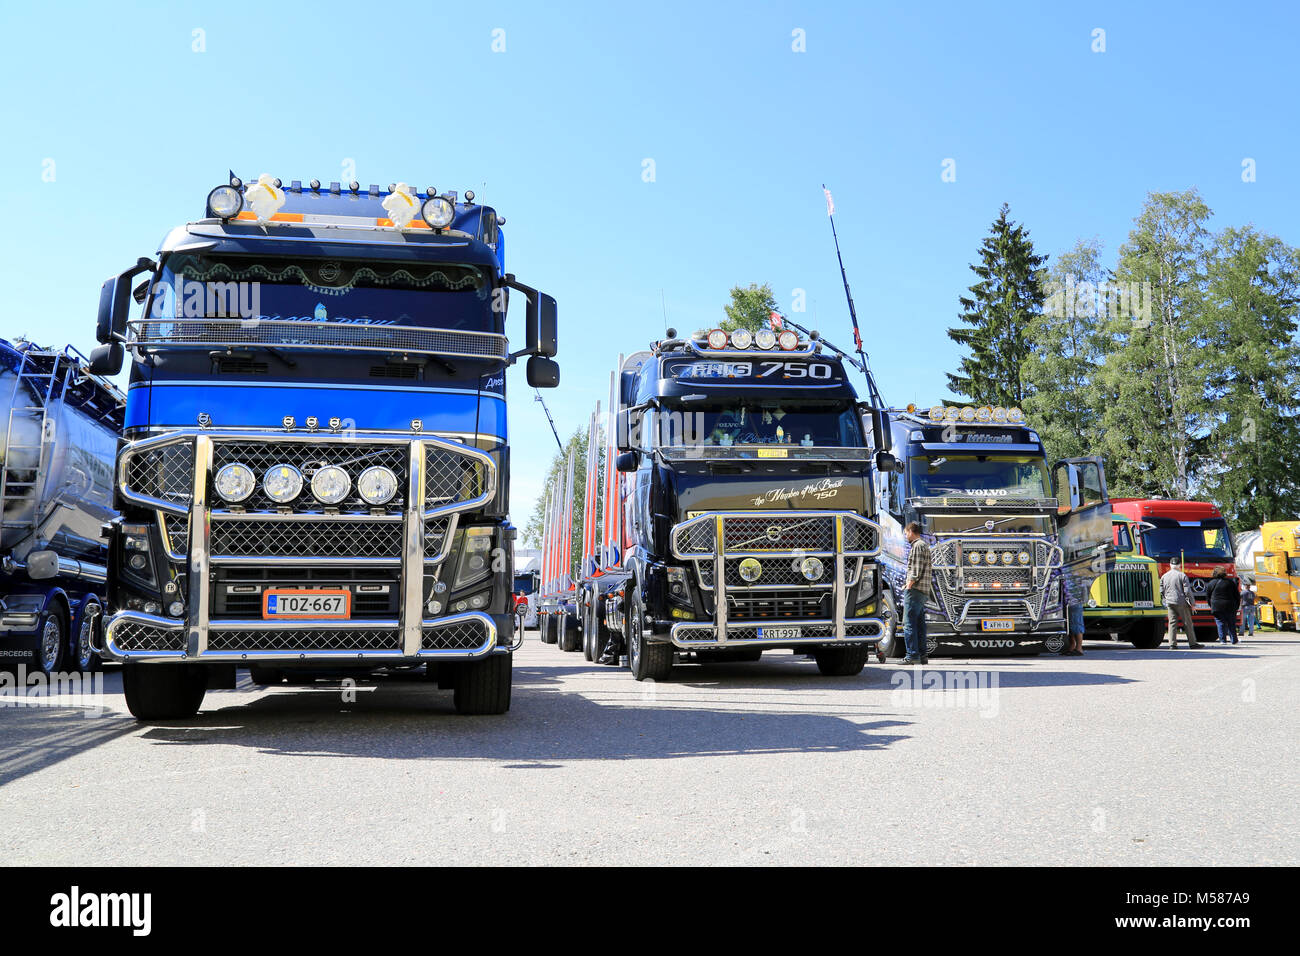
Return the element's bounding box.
[533,389,564,454]
[821,184,886,414]
[660,288,669,335]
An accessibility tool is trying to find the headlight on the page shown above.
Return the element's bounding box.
[310,465,351,504]
[755,329,777,349]
[707,329,728,349]
[421,196,455,228]
[1018,551,1030,565]
[357,466,399,505]
[799,556,824,581]
[730,328,753,349]
[214,463,255,503]
[738,558,762,582]
[777,330,799,350]
[969,551,981,564]
[207,185,243,219]
[263,464,304,504]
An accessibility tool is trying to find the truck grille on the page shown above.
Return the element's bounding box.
[421,620,492,651]
[697,557,859,588]
[207,629,402,652]
[672,512,880,558]
[425,446,488,506]
[214,567,399,618]
[213,441,408,514]
[210,518,403,559]
[121,441,194,506]
[1106,567,1154,604]
[727,591,826,619]
[112,620,186,652]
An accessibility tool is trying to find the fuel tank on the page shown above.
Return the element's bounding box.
[0,340,122,563]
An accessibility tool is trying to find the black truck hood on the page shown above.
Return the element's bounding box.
[662,457,869,517]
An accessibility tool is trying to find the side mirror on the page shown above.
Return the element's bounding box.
[96,257,155,344]
[527,293,558,358]
[875,451,898,474]
[88,343,124,376]
[25,550,61,581]
[615,407,643,452]
[526,355,559,388]
[616,450,640,473]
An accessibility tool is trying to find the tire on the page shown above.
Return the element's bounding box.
[247,665,285,685]
[627,587,673,681]
[559,613,581,652]
[540,614,557,645]
[1129,619,1164,649]
[70,599,102,673]
[582,604,596,661]
[877,590,905,659]
[32,603,69,677]
[122,663,207,720]
[453,653,512,715]
[813,643,871,676]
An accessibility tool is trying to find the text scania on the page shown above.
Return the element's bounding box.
[50,887,151,936]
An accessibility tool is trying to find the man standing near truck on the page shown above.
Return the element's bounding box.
[902,522,933,665]
[1160,557,1202,648]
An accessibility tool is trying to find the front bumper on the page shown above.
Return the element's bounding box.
[669,509,883,650]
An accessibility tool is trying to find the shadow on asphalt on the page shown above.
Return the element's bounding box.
[0,704,137,787]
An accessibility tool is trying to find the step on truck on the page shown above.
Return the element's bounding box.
[874,404,1114,656]
[1110,497,1238,641]
[1,340,123,676]
[599,326,890,681]
[1083,513,1166,648]
[86,174,559,719]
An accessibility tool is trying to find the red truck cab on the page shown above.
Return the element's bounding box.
[1111,498,1238,636]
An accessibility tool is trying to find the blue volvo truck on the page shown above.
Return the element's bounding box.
[87,174,558,719]
[1,340,122,675]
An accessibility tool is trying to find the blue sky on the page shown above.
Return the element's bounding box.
[2,0,1296,526]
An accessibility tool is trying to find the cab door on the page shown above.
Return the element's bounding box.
[1052,457,1116,603]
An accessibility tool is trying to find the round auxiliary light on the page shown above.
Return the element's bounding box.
[992,406,1008,423]
[1007,407,1025,423]
[738,558,763,583]
[755,329,777,350]
[421,196,455,229]
[168,601,185,617]
[969,552,981,564]
[469,594,487,609]
[985,550,998,565]
[1018,551,1030,566]
[777,329,799,351]
[976,406,993,422]
[960,406,976,422]
[310,465,351,505]
[944,407,960,422]
[929,406,945,422]
[214,463,255,503]
[707,329,728,350]
[263,464,304,504]
[357,466,399,505]
[730,328,754,350]
[1001,551,1014,565]
[207,185,243,220]
[799,556,824,581]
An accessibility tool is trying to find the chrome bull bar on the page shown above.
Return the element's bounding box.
[669,510,883,648]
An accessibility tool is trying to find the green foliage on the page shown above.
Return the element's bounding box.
[721,282,778,333]
[946,204,1048,406]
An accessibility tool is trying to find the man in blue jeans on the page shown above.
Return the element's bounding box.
[902,521,933,665]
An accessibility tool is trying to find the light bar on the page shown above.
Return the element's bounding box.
[920,405,1027,426]
[707,329,728,349]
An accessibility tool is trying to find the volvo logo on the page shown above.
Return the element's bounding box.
[984,520,996,531]
[196,412,212,428]
[282,416,296,431]
[305,416,319,431]
[970,639,1015,649]
[411,419,424,433]
[766,526,782,541]
[329,417,343,432]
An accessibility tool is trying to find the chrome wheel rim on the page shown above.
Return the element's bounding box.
[40,616,61,672]
[77,613,95,669]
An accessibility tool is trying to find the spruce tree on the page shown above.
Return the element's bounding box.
[946,204,1048,407]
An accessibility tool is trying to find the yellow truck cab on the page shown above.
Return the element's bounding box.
[1254,521,1300,630]
[1083,514,1165,648]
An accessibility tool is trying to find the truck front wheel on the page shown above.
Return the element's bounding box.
[877,590,905,659]
[813,644,871,676]
[1129,619,1164,649]
[123,663,207,720]
[627,589,673,681]
[453,653,512,715]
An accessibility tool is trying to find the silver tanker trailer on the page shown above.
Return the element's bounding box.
[0,339,123,675]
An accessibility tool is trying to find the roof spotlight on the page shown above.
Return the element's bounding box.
[421,196,456,229]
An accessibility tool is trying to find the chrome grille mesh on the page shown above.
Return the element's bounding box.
[129,319,508,362]
[161,513,189,557]
[675,521,716,556]
[722,516,835,552]
[207,629,401,652]
[112,621,185,652]
[421,621,491,651]
[425,447,487,505]
[213,441,408,513]
[210,518,403,558]
[425,516,452,557]
[123,442,194,505]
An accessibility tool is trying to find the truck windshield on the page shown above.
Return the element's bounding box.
[659,401,864,447]
[1140,520,1233,560]
[150,253,494,331]
[908,455,1050,498]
